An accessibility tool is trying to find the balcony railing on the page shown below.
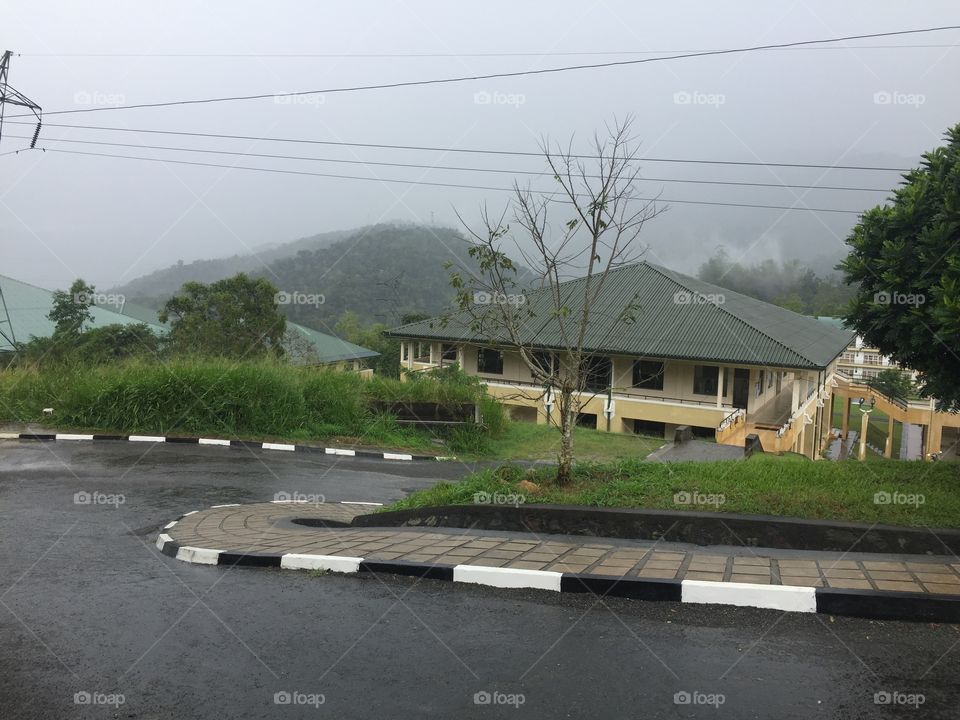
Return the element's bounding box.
[484,378,731,409]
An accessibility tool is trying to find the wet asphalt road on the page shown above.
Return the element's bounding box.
[0,440,958,719]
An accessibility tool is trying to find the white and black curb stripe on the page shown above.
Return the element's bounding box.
[0,431,446,461]
[155,531,960,623]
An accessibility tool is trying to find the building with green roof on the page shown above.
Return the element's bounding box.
[0,274,378,368]
[386,261,854,458]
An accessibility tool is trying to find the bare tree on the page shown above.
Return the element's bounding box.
[446,117,664,484]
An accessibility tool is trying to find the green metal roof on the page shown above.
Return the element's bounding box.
[0,274,165,351]
[386,261,854,370]
[0,274,379,365]
[285,321,379,364]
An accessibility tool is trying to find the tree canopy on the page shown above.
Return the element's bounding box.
[840,123,960,410]
[159,273,286,358]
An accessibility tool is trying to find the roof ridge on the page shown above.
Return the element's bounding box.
[642,262,814,366]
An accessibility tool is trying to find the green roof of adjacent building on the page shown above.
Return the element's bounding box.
[0,274,378,364]
[0,274,165,351]
[386,261,854,370]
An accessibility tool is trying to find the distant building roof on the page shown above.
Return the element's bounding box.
[0,274,164,351]
[285,321,379,364]
[0,274,379,364]
[386,261,853,370]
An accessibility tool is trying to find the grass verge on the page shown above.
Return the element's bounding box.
[388,454,960,528]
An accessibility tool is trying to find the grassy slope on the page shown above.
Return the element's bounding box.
[478,423,663,462]
[389,454,960,528]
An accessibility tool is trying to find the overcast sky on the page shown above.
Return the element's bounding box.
[2,1,958,291]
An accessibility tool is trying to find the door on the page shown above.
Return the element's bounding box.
[733,369,750,409]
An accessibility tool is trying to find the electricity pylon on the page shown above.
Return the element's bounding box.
[0,50,42,147]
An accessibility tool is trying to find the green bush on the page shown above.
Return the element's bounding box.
[0,358,506,453]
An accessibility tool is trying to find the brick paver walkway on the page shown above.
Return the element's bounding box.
[166,502,960,595]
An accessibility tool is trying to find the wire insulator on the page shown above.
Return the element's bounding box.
[30,120,41,148]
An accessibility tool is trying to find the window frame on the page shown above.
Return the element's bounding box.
[632,359,665,391]
[476,347,504,375]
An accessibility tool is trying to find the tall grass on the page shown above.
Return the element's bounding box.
[0,358,505,452]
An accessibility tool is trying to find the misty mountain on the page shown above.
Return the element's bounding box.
[260,224,478,329]
[109,227,358,306]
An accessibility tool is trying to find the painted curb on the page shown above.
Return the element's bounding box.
[155,524,960,623]
[1,431,447,461]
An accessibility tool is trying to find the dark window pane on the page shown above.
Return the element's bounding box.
[477,347,504,374]
[693,365,719,395]
[583,356,611,392]
[632,360,664,390]
[441,344,457,361]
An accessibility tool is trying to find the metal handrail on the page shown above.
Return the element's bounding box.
[484,378,730,409]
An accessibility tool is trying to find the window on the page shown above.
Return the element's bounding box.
[477,347,504,374]
[582,356,612,392]
[402,343,409,361]
[632,360,664,390]
[767,369,774,389]
[531,350,556,378]
[758,370,765,392]
[693,365,719,395]
[632,418,665,437]
[441,344,457,361]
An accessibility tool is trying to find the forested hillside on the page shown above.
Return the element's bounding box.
[263,224,475,328]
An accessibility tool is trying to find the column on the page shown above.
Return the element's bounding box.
[716,367,723,408]
[884,415,894,458]
[840,395,850,439]
[859,410,869,460]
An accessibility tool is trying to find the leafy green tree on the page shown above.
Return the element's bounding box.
[840,123,960,410]
[48,279,95,337]
[335,311,400,378]
[868,369,915,401]
[159,273,286,358]
[77,323,161,363]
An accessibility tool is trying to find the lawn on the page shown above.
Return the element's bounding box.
[478,422,663,462]
[388,454,960,528]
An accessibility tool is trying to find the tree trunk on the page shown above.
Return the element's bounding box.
[557,390,575,485]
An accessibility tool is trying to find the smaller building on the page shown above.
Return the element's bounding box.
[816,316,915,382]
[0,274,378,370]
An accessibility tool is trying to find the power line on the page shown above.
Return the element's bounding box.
[7,133,892,192]
[41,146,867,214]
[18,44,958,58]
[9,25,960,118]
[5,120,912,171]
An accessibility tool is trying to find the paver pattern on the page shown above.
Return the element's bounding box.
[168,503,960,594]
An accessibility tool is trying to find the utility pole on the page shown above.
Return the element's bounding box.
[0,50,43,147]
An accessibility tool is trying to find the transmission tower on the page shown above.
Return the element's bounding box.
[0,50,42,146]
[0,50,42,350]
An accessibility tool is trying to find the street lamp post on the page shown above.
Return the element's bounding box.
[857,396,876,460]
